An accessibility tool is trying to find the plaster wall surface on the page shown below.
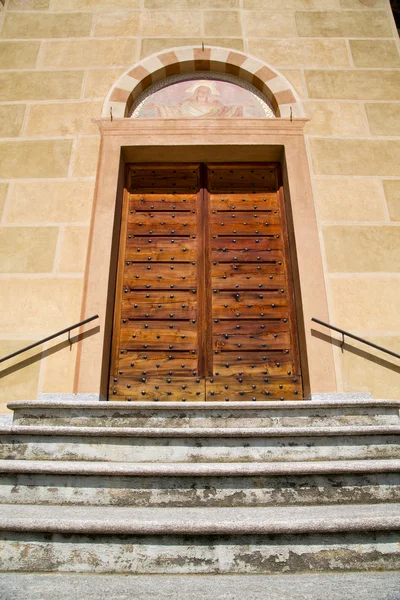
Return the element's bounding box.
[0,0,399,409]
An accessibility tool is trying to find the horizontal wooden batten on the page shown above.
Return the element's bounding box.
[213,330,290,352]
[124,263,197,289]
[117,352,198,376]
[210,193,279,211]
[130,165,201,193]
[213,291,288,319]
[129,193,197,211]
[110,376,204,402]
[122,291,197,320]
[213,352,293,376]
[206,376,302,401]
[126,237,197,262]
[119,321,197,351]
[211,237,283,251]
[128,212,196,236]
[212,248,283,263]
[208,165,279,192]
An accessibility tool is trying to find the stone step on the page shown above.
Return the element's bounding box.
[0,503,399,574]
[1,459,399,507]
[2,572,400,600]
[1,425,399,462]
[9,399,400,428]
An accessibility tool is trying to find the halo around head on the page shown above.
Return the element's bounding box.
[185,81,220,95]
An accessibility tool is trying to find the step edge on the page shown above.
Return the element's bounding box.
[1,515,399,536]
[1,459,400,476]
[1,425,400,438]
[8,399,400,411]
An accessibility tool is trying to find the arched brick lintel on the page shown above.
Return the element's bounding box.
[102,46,304,119]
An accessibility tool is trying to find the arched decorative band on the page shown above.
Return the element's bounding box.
[103,46,304,119]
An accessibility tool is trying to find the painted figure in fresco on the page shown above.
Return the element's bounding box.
[146,82,244,118]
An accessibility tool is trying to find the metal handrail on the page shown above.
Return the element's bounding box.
[0,315,99,364]
[312,317,400,360]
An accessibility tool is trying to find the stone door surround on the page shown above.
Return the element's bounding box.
[74,47,336,400]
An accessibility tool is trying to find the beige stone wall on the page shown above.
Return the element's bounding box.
[0,0,399,409]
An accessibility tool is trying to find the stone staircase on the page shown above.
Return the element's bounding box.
[0,399,399,576]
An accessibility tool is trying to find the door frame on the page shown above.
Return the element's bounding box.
[74,118,337,399]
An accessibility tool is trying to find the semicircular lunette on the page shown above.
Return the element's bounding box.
[130,72,276,119]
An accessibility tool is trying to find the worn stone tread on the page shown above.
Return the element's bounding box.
[1,458,400,476]
[1,424,400,437]
[0,503,399,535]
[1,572,400,600]
[8,399,400,411]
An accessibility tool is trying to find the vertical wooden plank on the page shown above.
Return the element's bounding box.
[109,177,131,384]
[277,168,302,378]
[203,166,213,377]
[196,165,206,378]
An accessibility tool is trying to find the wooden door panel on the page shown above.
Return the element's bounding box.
[126,237,197,262]
[212,291,288,319]
[210,193,279,211]
[212,266,286,290]
[128,212,196,235]
[207,165,278,191]
[122,291,197,320]
[129,165,200,193]
[129,193,197,210]
[206,163,302,398]
[212,248,284,263]
[119,322,197,351]
[117,351,198,376]
[213,320,290,336]
[213,329,290,351]
[206,376,301,401]
[110,164,202,400]
[124,263,197,289]
[211,236,283,251]
[211,223,281,236]
[211,211,281,230]
[112,376,204,401]
[212,352,293,376]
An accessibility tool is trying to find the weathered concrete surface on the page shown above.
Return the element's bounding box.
[1,431,399,462]
[1,460,400,507]
[1,399,399,576]
[1,529,399,574]
[0,572,400,600]
[9,399,400,429]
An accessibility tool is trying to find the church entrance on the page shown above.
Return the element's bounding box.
[109,163,303,401]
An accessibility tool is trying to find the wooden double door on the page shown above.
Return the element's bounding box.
[109,163,303,401]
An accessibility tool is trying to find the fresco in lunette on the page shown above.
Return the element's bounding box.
[134,80,269,118]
